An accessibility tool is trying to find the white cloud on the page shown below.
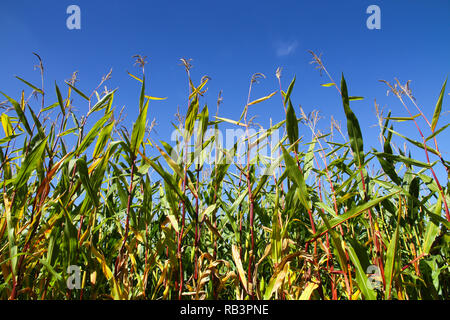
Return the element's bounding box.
[275,40,299,57]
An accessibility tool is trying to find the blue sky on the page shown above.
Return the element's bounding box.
[0,0,449,179]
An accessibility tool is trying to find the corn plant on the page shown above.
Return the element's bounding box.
[0,53,448,300]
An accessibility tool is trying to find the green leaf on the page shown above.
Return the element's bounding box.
[145,95,167,101]
[196,104,209,148]
[163,180,180,232]
[92,122,114,159]
[426,123,450,142]
[384,114,420,122]
[214,116,246,127]
[139,76,146,112]
[27,106,45,139]
[189,78,209,100]
[61,202,78,265]
[130,98,149,156]
[284,76,296,104]
[271,193,281,265]
[199,204,217,222]
[303,139,316,180]
[374,178,450,230]
[248,91,277,106]
[4,196,18,275]
[1,113,14,137]
[42,101,59,112]
[155,143,198,198]
[382,111,391,137]
[316,210,348,273]
[374,152,434,168]
[185,96,199,137]
[341,75,364,167]
[39,259,63,282]
[46,226,60,266]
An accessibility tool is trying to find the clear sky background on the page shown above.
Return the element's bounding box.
[0,0,449,179]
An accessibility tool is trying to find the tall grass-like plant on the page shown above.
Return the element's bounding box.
[0,53,448,300]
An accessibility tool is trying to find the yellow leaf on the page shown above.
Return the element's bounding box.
[167,212,179,233]
[189,78,210,100]
[90,245,113,280]
[232,244,248,292]
[155,144,198,198]
[267,262,289,299]
[88,243,124,299]
[199,204,217,222]
[127,71,143,83]
[90,271,97,285]
[352,289,361,300]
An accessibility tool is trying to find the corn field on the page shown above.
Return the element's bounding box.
[0,53,448,300]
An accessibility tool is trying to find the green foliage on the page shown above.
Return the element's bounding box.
[0,56,448,300]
